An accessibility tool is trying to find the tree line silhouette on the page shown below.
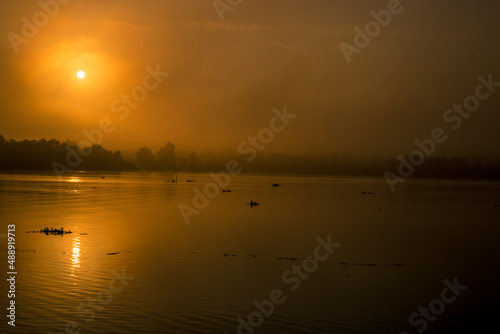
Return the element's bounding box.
[1,134,500,179]
[0,134,135,171]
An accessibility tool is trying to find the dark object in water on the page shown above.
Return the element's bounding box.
[101,176,105,179]
[272,183,280,187]
[106,251,131,255]
[222,189,232,192]
[186,179,195,182]
[361,191,375,195]
[26,227,73,235]
[224,253,238,257]
[339,261,402,267]
[248,200,260,207]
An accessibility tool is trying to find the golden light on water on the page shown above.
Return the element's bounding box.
[67,177,81,183]
[71,235,81,276]
[67,177,81,194]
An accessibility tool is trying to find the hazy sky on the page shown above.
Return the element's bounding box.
[1,0,499,158]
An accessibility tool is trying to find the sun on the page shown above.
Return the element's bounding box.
[76,70,85,79]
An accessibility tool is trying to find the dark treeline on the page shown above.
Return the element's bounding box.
[1,134,500,179]
[0,134,134,171]
[386,156,500,179]
[173,151,385,176]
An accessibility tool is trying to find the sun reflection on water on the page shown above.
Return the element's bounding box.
[71,235,81,276]
[67,177,81,183]
[66,177,81,194]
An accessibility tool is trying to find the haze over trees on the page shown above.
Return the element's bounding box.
[135,142,176,170]
[1,134,500,179]
[0,134,134,171]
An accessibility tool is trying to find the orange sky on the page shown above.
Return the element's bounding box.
[1,0,499,158]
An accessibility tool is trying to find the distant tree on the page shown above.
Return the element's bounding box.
[136,147,157,170]
[0,134,5,169]
[157,142,176,171]
[187,151,200,171]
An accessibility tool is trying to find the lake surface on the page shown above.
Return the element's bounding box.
[0,172,499,333]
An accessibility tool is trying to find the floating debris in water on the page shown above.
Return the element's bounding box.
[106,251,131,256]
[26,227,72,235]
[224,253,238,257]
[276,257,314,261]
[339,261,404,268]
[186,179,195,182]
[248,200,260,207]
[222,189,232,192]
[272,184,280,187]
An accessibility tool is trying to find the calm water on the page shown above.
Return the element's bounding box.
[0,172,499,333]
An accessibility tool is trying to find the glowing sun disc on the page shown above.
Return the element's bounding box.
[77,71,85,79]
